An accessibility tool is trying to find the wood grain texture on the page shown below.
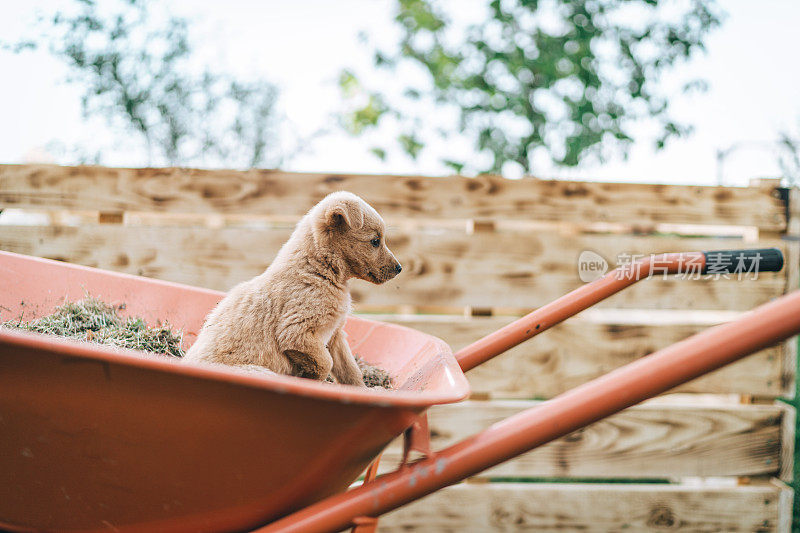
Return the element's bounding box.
[378,401,788,478]
[377,481,791,532]
[374,315,786,398]
[0,164,787,230]
[0,224,786,310]
[0,224,284,293]
[780,404,795,482]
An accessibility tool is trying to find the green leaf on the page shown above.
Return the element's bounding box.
[369,147,388,161]
[338,69,360,97]
[398,132,424,159]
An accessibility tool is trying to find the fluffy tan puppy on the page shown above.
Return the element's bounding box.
[184,191,401,386]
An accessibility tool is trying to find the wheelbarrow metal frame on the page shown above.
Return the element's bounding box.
[261,248,797,533]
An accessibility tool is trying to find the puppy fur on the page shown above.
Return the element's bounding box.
[184,191,401,386]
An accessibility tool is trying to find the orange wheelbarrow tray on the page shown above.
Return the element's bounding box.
[1,248,798,533]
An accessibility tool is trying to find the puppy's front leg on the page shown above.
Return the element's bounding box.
[328,328,365,387]
[281,333,333,381]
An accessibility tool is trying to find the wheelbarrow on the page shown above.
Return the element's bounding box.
[1,247,798,533]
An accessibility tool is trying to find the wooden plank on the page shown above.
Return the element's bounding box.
[780,403,795,482]
[0,224,283,292]
[0,224,786,310]
[366,229,787,311]
[0,164,787,230]
[378,481,791,532]
[376,315,784,398]
[378,401,788,478]
[778,479,793,533]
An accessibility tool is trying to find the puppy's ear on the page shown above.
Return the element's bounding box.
[325,198,364,230]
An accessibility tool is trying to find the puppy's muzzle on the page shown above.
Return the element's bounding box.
[369,262,402,284]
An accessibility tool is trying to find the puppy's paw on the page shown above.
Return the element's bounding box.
[336,371,366,388]
[283,349,330,381]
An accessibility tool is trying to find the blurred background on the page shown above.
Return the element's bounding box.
[1,0,798,186]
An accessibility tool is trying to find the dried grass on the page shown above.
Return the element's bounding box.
[356,357,394,389]
[2,297,394,389]
[1,298,184,358]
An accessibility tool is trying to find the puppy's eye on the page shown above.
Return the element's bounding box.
[370,237,380,248]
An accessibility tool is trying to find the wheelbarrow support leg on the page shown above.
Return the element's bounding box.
[258,284,800,533]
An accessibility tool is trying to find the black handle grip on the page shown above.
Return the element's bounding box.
[701,248,784,274]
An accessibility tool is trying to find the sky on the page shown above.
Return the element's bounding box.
[1,0,798,186]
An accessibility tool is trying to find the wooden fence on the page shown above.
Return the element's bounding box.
[1,164,797,531]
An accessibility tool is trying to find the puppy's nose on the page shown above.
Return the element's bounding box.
[394,263,402,274]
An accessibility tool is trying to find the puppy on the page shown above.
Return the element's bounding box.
[184,191,402,386]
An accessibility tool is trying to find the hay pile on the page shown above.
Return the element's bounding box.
[2,297,394,389]
[1,298,185,358]
[356,357,394,389]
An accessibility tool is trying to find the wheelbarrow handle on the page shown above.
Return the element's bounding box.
[702,248,783,274]
[455,248,784,372]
